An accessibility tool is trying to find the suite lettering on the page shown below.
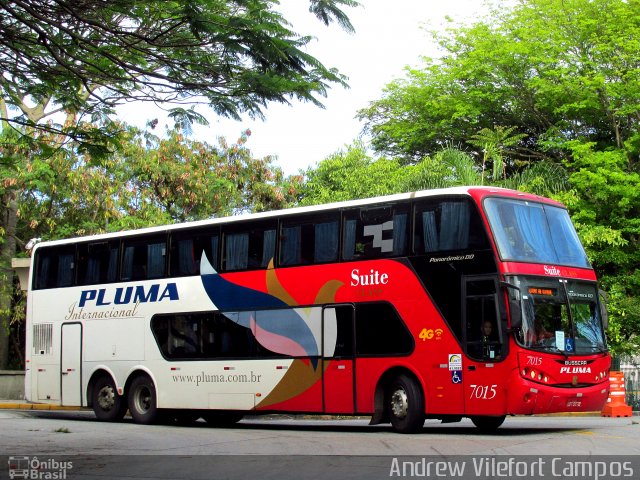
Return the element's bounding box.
[543,265,561,276]
[79,283,179,307]
[65,283,179,321]
[350,268,389,287]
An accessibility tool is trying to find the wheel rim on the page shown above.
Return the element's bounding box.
[390,387,409,419]
[97,385,115,411]
[133,385,152,414]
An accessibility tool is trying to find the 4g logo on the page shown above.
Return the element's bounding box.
[419,328,444,341]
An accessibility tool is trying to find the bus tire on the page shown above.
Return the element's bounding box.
[128,375,159,425]
[92,375,127,422]
[202,411,244,427]
[388,374,424,434]
[470,415,506,431]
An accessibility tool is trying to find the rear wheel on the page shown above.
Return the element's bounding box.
[128,375,159,425]
[470,415,506,432]
[388,374,424,434]
[92,375,127,422]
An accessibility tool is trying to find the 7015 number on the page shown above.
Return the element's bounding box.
[469,384,498,400]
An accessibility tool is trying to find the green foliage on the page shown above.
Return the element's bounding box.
[0,0,360,368]
[1,0,359,134]
[399,147,481,191]
[299,142,409,205]
[16,125,297,241]
[359,0,640,164]
[352,0,640,355]
[468,126,528,182]
[499,161,569,197]
[309,0,360,32]
[301,141,569,204]
[557,145,640,355]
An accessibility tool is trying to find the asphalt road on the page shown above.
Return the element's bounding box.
[1,411,639,479]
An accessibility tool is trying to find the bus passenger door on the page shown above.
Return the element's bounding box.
[322,305,355,414]
[61,322,82,406]
[462,277,506,416]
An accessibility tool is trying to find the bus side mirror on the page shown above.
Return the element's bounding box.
[599,289,609,330]
[501,281,522,330]
[509,299,522,330]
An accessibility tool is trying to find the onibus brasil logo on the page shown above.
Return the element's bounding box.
[8,456,73,479]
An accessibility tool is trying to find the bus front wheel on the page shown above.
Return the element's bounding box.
[470,415,506,431]
[388,374,424,434]
[92,375,127,422]
[128,375,159,424]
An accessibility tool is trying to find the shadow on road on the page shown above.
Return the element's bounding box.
[26,410,590,436]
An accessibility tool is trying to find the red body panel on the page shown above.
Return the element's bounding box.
[224,257,610,417]
[219,189,610,418]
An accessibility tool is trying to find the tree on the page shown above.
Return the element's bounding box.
[1,0,359,137]
[0,0,359,369]
[557,144,640,356]
[5,124,298,369]
[298,141,410,205]
[358,0,640,164]
[397,147,480,191]
[355,0,640,355]
[300,142,568,205]
[467,126,528,183]
[16,125,298,240]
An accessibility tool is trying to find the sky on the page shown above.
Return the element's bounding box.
[119,1,490,175]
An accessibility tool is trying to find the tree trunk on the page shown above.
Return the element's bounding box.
[0,193,18,370]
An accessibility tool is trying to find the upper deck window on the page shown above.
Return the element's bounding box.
[222,221,276,271]
[343,204,409,261]
[77,241,119,285]
[484,198,590,268]
[279,213,339,266]
[33,245,76,289]
[121,235,167,281]
[414,198,490,253]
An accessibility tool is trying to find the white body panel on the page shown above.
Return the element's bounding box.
[26,276,300,408]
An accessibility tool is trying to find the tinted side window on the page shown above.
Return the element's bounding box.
[33,245,76,289]
[151,312,254,359]
[414,197,490,253]
[279,214,340,266]
[121,235,167,281]
[323,305,354,358]
[355,302,414,356]
[170,229,219,276]
[343,204,410,261]
[222,221,276,271]
[77,241,119,285]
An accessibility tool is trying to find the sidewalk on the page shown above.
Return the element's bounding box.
[0,400,85,411]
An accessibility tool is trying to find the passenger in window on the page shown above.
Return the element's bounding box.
[481,321,496,343]
[481,320,500,359]
[171,317,199,354]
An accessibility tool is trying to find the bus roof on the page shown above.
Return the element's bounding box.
[30,186,560,249]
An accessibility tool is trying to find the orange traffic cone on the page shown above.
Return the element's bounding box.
[601,371,633,417]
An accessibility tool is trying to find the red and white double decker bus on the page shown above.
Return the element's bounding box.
[24,187,610,432]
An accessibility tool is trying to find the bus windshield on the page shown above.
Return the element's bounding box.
[510,276,606,354]
[484,197,590,268]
